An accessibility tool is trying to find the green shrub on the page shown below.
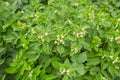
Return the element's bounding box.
[0,0,120,80]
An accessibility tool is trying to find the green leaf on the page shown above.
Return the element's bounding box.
[5,62,23,74]
[44,74,56,80]
[34,65,42,75]
[87,57,101,66]
[57,45,65,54]
[0,59,5,65]
[64,59,70,66]
[0,74,6,80]
[62,75,69,80]
[108,66,116,77]
[101,62,109,70]
[76,64,85,76]
[0,47,6,57]
[51,57,60,69]
[3,34,16,43]
[42,42,51,54]
[67,34,76,41]
[27,54,39,62]
[90,67,100,76]
[78,52,87,63]
[81,42,91,51]
[71,52,87,64]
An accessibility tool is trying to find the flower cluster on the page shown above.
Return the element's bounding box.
[109,37,114,42]
[89,10,95,20]
[71,47,78,54]
[73,29,86,38]
[115,36,120,44]
[60,68,70,75]
[115,66,119,70]
[38,32,48,42]
[31,28,36,34]
[28,70,34,78]
[55,35,64,45]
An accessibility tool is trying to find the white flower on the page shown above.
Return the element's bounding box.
[56,35,65,45]
[71,47,78,53]
[109,55,113,59]
[21,10,24,13]
[109,37,113,42]
[116,29,119,32]
[115,36,120,44]
[115,66,119,70]
[45,32,48,36]
[29,70,33,78]
[66,69,70,75]
[31,28,36,34]
[5,2,9,6]
[60,69,66,75]
[112,57,118,64]
[38,35,45,42]
[61,35,64,39]
[60,69,70,75]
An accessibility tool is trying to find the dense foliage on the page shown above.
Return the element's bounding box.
[0,0,120,80]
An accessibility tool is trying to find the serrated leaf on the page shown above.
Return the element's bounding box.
[76,64,85,76]
[108,66,117,77]
[42,42,51,54]
[101,62,108,70]
[78,52,87,63]
[33,65,42,76]
[90,67,100,76]
[57,45,65,54]
[51,57,60,69]
[87,57,101,66]
[82,42,91,51]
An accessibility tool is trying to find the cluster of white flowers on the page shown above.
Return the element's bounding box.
[115,66,119,70]
[71,47,78,54]
[108,36,120,43]
[109,55,113,59]
[60,68,70,75]
[89,10,95,20]
[96,25,99,30]
[115,36,120,44]
[31,28,36,34]
[28,70,33,78]
[73,29,86,38]
[109,37,114,42]
[38,32,48,42]
[35,12,39,18]
[38,35,44,42]
[55,35,64,45]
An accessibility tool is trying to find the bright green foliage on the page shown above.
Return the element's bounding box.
[0,0,120,80]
